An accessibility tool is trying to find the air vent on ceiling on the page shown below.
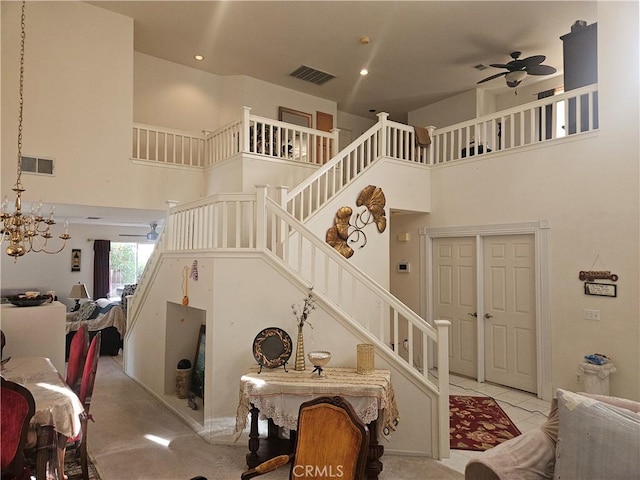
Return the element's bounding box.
[20,155,54,175]
[473,64,489,71]
[289,65,335,85]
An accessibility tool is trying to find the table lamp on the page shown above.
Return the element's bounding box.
[68,283,89,312]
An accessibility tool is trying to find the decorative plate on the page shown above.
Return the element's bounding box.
[252,327,292,369]
[7,295,51,307]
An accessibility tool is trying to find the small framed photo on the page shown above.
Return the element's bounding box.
[584,282,616,297]
[71,249,81,272]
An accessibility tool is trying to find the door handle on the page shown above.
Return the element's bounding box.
[468,312,478,318]
[484,313,493,319]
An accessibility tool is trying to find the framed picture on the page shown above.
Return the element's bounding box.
[278,106,313,128]
[71,249,81,272]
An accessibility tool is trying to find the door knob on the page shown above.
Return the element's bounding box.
[468,312,478,318]
[484,313,493,319]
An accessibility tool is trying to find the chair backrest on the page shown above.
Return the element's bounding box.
[79,332,102,410]
[291,396,369,480]
[1,377,36,478]
[66,324,90,393]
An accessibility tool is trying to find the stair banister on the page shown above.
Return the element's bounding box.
[435,319,451,458]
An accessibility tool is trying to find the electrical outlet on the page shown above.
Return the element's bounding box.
[576,373,582,384]
[584,308,600,321]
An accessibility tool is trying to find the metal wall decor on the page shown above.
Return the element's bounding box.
[326,185,387,258]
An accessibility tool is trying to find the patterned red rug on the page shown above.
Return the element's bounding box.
[450,395,521,451]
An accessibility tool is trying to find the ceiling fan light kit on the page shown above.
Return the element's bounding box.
[477,51,557,88]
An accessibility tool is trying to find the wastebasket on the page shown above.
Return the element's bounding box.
[577,362,616,395]
[175,367,192,399]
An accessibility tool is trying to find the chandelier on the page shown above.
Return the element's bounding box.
[1,1,70,261]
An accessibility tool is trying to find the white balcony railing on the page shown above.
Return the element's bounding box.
[429,84,599,164]
[132,107,338,168]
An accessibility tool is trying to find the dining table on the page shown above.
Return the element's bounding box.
[1,356,85,480]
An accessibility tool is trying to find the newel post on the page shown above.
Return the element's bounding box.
[255,185,269,251]
[330,128,340,159]
[435,319,451,459]
[427,126,436,165]
[242,106,252,153]
[377,112,389,157]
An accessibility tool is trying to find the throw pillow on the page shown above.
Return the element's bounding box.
[73,301,97,322]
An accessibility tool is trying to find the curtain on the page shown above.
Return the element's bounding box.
[93,240,111,299]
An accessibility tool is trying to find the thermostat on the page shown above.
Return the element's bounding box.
[397,262,410,273]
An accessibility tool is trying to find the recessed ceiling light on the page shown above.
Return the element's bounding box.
[194,55,204,61]
[360,69,368,76]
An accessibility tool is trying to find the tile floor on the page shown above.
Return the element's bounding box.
[88,355,550,479]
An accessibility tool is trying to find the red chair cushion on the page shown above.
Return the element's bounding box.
[79,332,101,407]
[66,324,89,391]
[1,389,29,469]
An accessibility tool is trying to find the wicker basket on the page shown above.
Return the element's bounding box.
[356,344,375,374]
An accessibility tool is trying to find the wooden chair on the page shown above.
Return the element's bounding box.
[241,396,369,480]
[1,377,36,480]
[67,331,102,480]
[66,323,90,394]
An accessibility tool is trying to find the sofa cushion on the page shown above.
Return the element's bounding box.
[554,389,640,480]
[465,428,555,480]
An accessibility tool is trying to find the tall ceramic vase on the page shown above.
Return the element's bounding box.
[294,324,305,371]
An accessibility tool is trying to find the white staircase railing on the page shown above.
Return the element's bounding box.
[132,123,207,167]
[283,112,435,223]
[127,186,451,457]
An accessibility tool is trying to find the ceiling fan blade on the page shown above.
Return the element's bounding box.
[519,55,546,68]
[526,64,557,76]
[489,63,510,69]
[477,71,507,84]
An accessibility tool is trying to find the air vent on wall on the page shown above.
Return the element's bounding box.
[289,65,336,85]
[20,155,54,175]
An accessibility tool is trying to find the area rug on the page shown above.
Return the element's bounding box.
[26,450,101,480]
[450,395,521,451]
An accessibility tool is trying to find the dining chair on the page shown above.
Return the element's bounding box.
[67,331,102,480]
[1,377,36,480]
[241,396,370,480]
[66,324,90,394]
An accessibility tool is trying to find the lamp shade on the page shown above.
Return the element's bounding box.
[68,283,90,300]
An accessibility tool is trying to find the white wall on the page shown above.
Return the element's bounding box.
[134,52,222,132]
[408,89,478,129]
[125,252,438,455]
[336,111,377,150]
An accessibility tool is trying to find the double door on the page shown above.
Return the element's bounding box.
[433,235,537,393]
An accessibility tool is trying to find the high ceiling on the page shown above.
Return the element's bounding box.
[90,1,598,122]
[55,1,600,228]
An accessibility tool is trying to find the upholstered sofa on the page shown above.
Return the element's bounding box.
[465,389,640,480]
[65,299,125,358]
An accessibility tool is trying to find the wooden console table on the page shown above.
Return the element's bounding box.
[234,366,399,480]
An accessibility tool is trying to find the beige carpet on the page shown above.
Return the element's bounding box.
[89,356,463,479]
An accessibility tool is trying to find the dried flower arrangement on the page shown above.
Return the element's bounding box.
[292,288,315,328]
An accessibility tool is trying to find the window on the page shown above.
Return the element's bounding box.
[109,242,154,299]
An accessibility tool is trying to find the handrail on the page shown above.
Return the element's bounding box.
[263,195,442,386]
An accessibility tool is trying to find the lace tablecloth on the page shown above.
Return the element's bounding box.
[1,356,84,438]
[234,366,399,440]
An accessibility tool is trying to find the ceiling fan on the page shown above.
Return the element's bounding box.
[119,222,160,241]
[477,51,557,88]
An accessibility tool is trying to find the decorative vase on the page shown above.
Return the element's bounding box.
[294,324,305,371]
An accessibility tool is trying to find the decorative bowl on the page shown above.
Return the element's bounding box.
[7,294,51,307]
[307,351,331,378]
